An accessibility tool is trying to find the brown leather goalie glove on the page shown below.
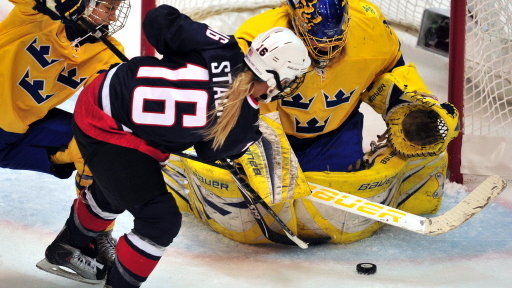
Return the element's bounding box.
[385,91,460,158]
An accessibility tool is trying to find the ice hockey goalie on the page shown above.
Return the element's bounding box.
[163,104,457,244]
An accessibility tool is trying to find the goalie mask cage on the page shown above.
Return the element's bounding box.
[141,0,512,183]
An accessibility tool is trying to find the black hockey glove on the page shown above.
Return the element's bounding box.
[33,0,86,21]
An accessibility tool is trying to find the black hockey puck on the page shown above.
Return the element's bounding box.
[356,263,377,275]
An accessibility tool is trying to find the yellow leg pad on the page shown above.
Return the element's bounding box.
[299,147,406,244]
[166,156,299,244]
[397,152,448,215]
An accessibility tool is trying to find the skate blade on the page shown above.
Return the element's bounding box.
[36,258,103,285]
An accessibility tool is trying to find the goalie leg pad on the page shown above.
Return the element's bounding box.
[298,146,406,243]
[169,154,299,245]
[163,115,308,245]
[237,113,311,203]
[396,152,448,215]
[164,155,193,214]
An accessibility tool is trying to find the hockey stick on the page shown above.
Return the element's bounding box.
[169,152,507,236]
[307,175,507,235]
[218,159,309,248]
[75,17,129,62]
[162,157,313,248]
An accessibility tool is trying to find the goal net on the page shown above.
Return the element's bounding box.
[373,1,512,180]
[145,0,512,181]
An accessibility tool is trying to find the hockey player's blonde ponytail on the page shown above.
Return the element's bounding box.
[205,26,311,151]
[205,69,256,150]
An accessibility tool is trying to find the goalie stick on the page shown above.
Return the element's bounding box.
[170,152,507,236]
[307,175,507,235]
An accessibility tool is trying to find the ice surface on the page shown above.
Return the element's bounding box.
[1,170,511,288]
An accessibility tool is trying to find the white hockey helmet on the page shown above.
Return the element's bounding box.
[244,27,311,102]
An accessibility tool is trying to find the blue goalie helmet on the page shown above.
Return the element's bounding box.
[288,0,350,67]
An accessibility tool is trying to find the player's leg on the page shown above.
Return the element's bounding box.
[76,139,182,288]
[38,184,121,284]
[0,108,75,178]
[107,192,181,288]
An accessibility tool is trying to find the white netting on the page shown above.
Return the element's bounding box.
[373,0,512,138]
[371,0,450,31]
[373,1,512,178]
[464,0,512,137]
[156,0,283,34]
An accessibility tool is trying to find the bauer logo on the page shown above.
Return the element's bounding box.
[367,83,386,103]
[192,171,229,190]
[380,151,397,164]
[357,176,396,191]
[244,150,263,176]
[309,184,407,223]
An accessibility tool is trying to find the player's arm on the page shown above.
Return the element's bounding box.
[194,128,262,163]
[361,63,431,115]
[234,19,263,53]
[360,6,458,157]
[142,5,235,56]
[358,3,430,115]
[362,62,459,157]
[194,105,262,163]
[233,6,289,53]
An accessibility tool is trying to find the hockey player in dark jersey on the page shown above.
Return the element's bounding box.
[36,5,310,287]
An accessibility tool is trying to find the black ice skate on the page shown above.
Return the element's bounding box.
[36,226,107,284]
[95,230,117,268]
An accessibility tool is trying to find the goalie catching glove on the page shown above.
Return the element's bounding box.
[385,91,459,157]
[361,63,459,158]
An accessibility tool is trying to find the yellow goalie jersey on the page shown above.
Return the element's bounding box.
[0,0,124,134]
[235,0,402,138]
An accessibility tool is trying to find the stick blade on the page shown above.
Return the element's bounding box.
[425,175,507,235]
